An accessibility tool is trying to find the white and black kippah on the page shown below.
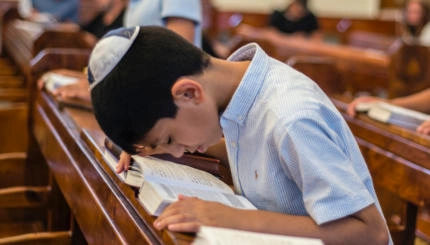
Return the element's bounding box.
[88,26,140,90]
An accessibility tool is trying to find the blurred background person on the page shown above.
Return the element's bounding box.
[397,0,430,45]
[236,0,321,42]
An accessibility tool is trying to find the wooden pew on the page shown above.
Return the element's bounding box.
[0,23,231,242]
[286,55,346,96]
[2,16,96,87]
[345,30,398,53]
[207,9,429,98]
[205,9,398,45]
[388,42,430,98]
[332,97,430,245]
[318,16,397,44]
[0,11,95,242]
[228,34,391,97]
[240,34,430,99]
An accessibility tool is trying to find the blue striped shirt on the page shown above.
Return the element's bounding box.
[221,43,392,243]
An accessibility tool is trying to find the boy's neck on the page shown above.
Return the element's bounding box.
[202,57,251,112]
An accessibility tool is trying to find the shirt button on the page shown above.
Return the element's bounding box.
[230,142,236,148]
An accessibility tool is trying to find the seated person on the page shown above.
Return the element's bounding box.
[236,0,321,42]
[397,0,430,46]
[269,0,319,37]
[86,25,391,244]
[347,88,430,135]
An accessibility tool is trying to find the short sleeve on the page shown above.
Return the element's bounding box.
[278,114,375,224]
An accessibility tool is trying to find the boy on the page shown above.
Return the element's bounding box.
[87,26,391,244]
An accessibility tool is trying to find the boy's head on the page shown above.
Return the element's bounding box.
[88,26,211,154]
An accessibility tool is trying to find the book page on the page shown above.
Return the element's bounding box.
[132,155,232,194]
[377,102,430,121]
[43,73,79,93]
[368,102,430,129]
[355,102,376,112]
[193,226,324,245]
[139,182,256,216]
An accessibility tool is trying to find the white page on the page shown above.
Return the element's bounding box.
[368,102,430,129]
[132,155,232,194]
[44,73,79,92]
[377,102,430,121]
[142,182,256,214]
[193,226,324,245]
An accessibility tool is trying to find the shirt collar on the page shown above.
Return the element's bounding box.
[221,43,270,126]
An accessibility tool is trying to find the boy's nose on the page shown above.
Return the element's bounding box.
[168,144,185,158]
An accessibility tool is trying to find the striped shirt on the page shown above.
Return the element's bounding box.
[221,43,392,244]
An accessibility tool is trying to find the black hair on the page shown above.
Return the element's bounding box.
[90,26,210,154]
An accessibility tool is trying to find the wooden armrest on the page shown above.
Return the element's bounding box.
[0,231,71,245]
[33,31,96,56]
[30,48,91,75]
[287,55,345,95]
[0,186,50,208]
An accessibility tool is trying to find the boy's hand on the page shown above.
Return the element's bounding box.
[116,151,132,173]
[153,195,237,233]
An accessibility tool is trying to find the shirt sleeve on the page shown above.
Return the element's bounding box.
[161,0,202,24]
[277,111,375,224]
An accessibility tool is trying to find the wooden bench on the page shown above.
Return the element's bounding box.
[205,9,398,45]
[207,9,430,99]
[286,55,346,96]
[0,10,95,242]
[3,15,95,85]
[251,36,390,96]
[332,97,430,245]
[0,51,90,243]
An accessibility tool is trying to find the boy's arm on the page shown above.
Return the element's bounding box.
[154,196,389,245]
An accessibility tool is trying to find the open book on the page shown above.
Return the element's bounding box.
[356,102,430,130]
[102,138,255,216]
[42,73,80,93]
[192,226,324,245]
[134,155,256,216]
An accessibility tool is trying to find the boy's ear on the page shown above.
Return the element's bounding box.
[171,78,204,104]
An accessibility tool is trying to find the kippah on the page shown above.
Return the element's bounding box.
[88,26,140,90]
